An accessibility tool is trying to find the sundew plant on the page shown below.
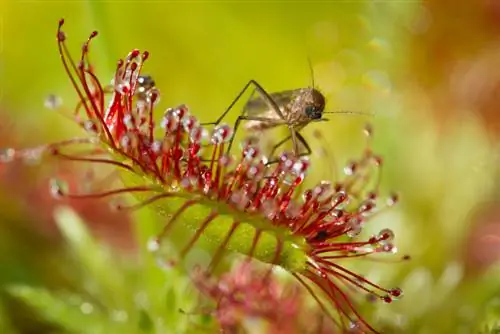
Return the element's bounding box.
[0,19,408,334]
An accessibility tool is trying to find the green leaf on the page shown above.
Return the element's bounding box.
[53,206,129,308]
[138,309,154,332]
[7,285,105,333]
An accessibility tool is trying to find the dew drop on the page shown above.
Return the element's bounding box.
[146,88,160,106]
[109,198,125,212]
[284,202,301,219]
[313,181,333,201]
[156,257,177,271]
[302,189,313,202]
[381,295,393,303]
[151,140,163,153]
[49,178,68,199]
[173,105,189,121]
[180,177,192,190]
[387,193,399,206]
[0,148,15,163]
[240,136,260,149]
[150,239,180,271]
[346,216,364,237]
[115,81,131,95]
[344,162,356,176]
[390,287,403,299]
[80,302,94,314]
[211,124,234,144]
[83,119,99,135]
[377,228,395,243]
[243,145,259,161]
[161,109,179,132]
[292,158,310,175]
[182,115,199,133]
[147,237,160,253]
[364,123,373,137]
[348,321,361,332]
[111,310,128,322]
[190,126,209,144]
[230,189,250,211]
[44,94,62,110]
[380,242,398,254]
[246,164,262,179]
[261,199,278,220]
[358,199,376,214]
[22,149,43,166]
[219,154,233,168]
[325,209,344,223]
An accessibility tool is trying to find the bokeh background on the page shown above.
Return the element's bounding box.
[1,1,500,333]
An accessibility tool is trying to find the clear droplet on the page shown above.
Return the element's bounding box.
[22,149,43,165]
[83,119,100,135]
[49,178,68,199]
[390,287,403,299]
[377,228,395,244]
[0,148,15,163]
[292,158,310,175]
[386,193,399,206]
[346,216,364,237]
[115,81,131,94]
[211,124,234,144]
[147,237,160,253]
[44,94,62,110]
[111,309,128,322]
[80,302,94,314]
[344,162,357,176]
[146,88,160,106]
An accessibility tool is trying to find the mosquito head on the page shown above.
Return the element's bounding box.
[304,88,326,120]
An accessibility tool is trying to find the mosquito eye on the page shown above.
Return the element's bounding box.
[305,106,321,120]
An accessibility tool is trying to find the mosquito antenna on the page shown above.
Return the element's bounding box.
[323,110,374,117]
[307,56,315,89]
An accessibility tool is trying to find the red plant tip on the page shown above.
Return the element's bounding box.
[0,21,406,334]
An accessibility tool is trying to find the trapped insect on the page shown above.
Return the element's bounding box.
[203,65,368,164]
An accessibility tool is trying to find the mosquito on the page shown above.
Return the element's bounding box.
[202,63,366,164]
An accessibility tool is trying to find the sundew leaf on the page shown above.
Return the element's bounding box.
[7,285,106,333]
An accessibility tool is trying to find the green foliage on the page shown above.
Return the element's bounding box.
[6,207,208,334]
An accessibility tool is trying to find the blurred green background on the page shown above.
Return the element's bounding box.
[1,1,500,333]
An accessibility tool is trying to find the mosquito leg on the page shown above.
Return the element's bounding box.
[296,131,312,157]
[200,80,284,127]
[242,87,258,115]
[268,134,292,160]
[198,115,285,162]
[265,125,309,165]
[226,115,286,155]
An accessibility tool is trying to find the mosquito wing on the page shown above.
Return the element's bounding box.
[244,89,299,119]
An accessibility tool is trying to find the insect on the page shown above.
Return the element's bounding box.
[203,64,366,164]
[135,75,156,100]
[201,80,324,164]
